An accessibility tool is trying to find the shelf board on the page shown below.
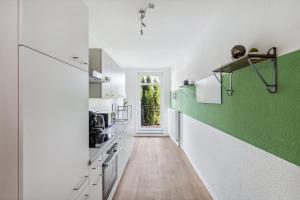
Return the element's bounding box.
[179,84,195,88]
[213,53,275,73]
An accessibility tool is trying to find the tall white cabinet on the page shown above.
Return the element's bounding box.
[20,47,89,200]
[1,0,89,199]
[0,1,19,199]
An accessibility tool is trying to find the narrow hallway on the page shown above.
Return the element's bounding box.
[113,137,212,200]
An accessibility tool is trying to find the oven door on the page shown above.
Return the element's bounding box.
[102,146,119,200]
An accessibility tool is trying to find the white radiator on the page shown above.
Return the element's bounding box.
[168,108,180,145]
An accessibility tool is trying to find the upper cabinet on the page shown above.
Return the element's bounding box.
[19,0,89,71]
[89,49,126,99]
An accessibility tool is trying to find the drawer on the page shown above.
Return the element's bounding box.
[90,155,103,170]
[89,155,103,187]
[71,176,89,200]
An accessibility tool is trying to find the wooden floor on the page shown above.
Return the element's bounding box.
[113,137,213,200]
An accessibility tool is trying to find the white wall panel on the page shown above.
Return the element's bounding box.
[181,114,300,200]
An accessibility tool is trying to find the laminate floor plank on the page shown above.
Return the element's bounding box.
[113,137,212,200]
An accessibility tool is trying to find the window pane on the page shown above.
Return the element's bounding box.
[140,84,161,128]
[140,75,160,84]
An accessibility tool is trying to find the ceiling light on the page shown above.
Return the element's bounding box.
[139,2,155,36]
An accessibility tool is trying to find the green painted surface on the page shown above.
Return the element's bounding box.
[171,50,300,166]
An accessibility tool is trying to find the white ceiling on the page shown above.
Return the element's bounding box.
[86,0,215,68]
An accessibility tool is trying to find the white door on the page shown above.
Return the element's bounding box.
[137,72,163,133]
[19,0,89,70]
[20,46,89,200]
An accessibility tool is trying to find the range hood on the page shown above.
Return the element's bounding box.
[89,70,110,83]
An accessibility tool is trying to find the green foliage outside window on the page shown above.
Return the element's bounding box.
[140,75,160,126]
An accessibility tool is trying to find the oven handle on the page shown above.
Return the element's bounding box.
[103,149,119,167]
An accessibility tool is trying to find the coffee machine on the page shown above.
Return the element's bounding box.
[89,111,112,148]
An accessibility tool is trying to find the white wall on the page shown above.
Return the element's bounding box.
[125,68,171,134]
[170,1,300,199]
[180,114,300,200]
[171,0,300,89]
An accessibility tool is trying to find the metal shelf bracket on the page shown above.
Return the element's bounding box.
[213,72,233,96]
[248,47,277,93]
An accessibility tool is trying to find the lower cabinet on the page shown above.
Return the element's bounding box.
[71,177,90,200]
[89,156,103,200]
[88,122,134,200]
[117,123,134,179]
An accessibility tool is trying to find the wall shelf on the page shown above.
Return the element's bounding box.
[213,47,277,95]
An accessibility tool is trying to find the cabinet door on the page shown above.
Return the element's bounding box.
[89,158,103,200]
[101,51,113,98]
[117,65,126,98]
[110,61,118,98]
[109,60,126,98]
[119,68,126,98]
[20,46,89,200]
[90,175,102,200]
[0,0,19,199]
[19,0,88,70]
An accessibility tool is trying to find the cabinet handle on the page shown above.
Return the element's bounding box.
[73,176,88,191]
[72,56,88,65]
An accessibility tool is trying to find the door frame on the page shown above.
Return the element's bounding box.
[136,71,164,133]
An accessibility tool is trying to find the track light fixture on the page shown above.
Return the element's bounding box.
[139,3,155,35]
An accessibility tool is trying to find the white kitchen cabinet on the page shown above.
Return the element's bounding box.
[101,50,113,98]
[117,123,134,178]
[71,176,90,200]
[89,49,126,98]
[110,60,126,98]
[20,46,89,200]
[0,0,19,199]
[117,132,127,176]
[19,0,89,71]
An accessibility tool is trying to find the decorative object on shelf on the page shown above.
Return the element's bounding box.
[249,48,259,53]
[231,45,246,59]
[183,79,189,85]
[139,3,155,36]
[213,47,277,96]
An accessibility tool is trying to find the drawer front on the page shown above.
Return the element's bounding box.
[71,176,89,200]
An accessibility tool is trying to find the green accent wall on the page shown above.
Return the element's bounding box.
[171,50,300,166]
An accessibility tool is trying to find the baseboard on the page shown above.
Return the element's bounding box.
[180,146,218,200]
[169,135,180,147]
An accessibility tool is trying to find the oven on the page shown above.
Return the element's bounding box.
[102,142,119,200]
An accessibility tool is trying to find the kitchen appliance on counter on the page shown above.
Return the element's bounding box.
[102,142,119,200]
[89,111,112,148]
[99,113,115,128]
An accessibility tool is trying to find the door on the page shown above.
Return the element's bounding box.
[101,50,113,98]
[137,72,163,133]
[19,0,88,70]
[20,46,89,200]
[0,0,19,199]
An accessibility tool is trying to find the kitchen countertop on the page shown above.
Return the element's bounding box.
[89,120,130,164]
